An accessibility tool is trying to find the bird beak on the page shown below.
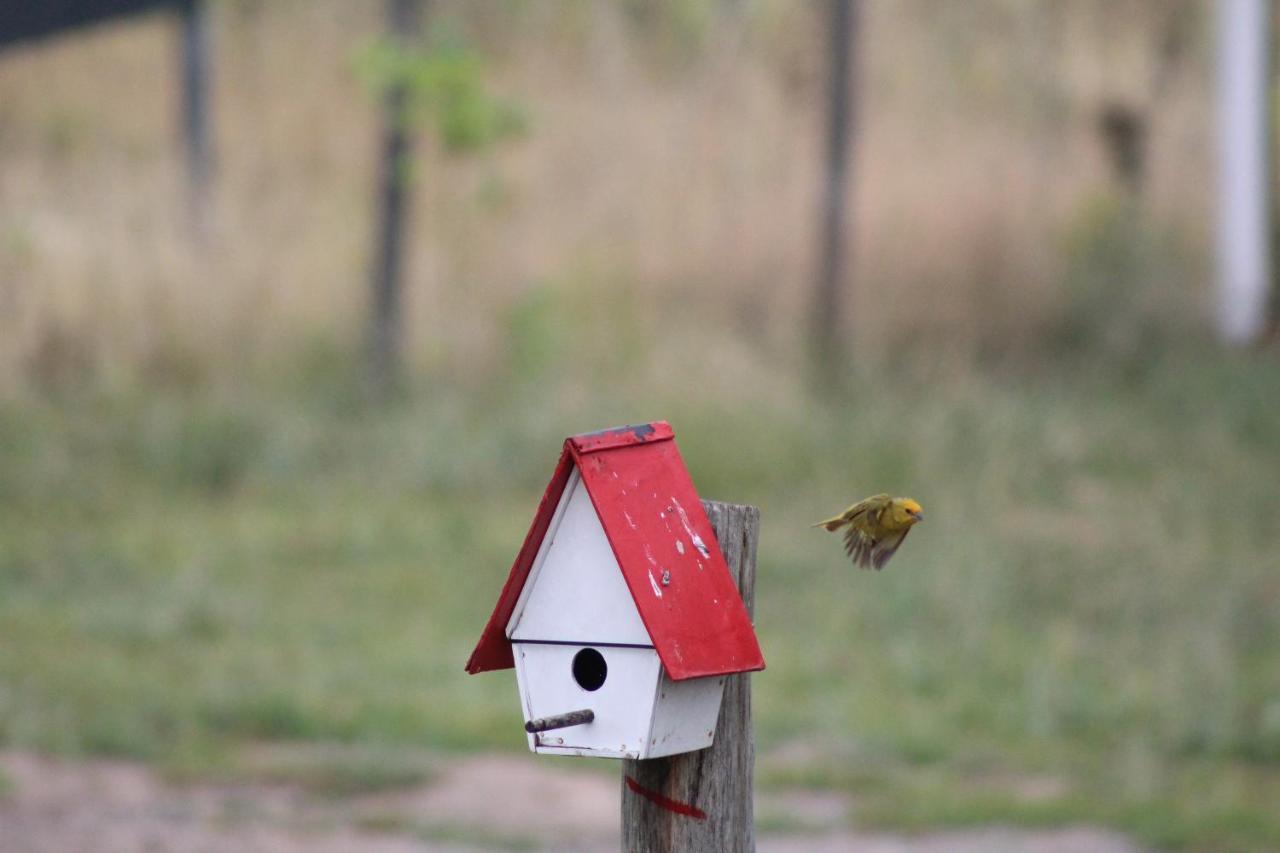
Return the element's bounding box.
[913,511,925,522]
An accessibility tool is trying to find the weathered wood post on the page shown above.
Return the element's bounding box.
[622,500,759,852]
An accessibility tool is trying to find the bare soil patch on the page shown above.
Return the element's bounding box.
[0,750,1141,852]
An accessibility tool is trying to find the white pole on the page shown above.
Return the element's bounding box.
[1216,0,1271,344]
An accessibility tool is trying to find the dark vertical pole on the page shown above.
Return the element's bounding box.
[180,0,213,239]
[621,501,759,853]
[369,0,426,396]
[1269,4,1280,335]
[811,0,856,381]
[1098,103,1147,197]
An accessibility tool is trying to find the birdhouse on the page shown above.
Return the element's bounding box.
[465,422,765,759]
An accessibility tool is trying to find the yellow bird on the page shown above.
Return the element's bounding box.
[813,494,924,570]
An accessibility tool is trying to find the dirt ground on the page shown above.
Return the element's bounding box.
[0,750,1142,852]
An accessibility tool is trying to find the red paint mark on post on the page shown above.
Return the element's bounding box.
[625,775,707,820]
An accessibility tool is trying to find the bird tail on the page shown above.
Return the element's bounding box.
[811,516,848,531]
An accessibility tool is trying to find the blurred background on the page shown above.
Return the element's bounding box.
[1,1,1278,850]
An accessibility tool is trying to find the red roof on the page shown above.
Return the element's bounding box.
[465,422,765,682]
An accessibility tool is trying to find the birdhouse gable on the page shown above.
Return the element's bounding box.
[466,421,765,682]
[505,467,651,646]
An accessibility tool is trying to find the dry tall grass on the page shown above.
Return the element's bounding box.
[0,0,1212,390]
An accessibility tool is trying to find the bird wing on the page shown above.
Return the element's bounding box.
[870,528,910,571]
[846,493,891,524]
[843,526,911,570]
[843,525,875,569]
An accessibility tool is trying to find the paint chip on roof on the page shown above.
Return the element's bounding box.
[671,497,712,559]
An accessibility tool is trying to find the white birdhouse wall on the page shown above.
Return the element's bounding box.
[649,669,725,756]
[514,642,661,758]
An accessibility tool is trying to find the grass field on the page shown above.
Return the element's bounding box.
[2,337,1278,850]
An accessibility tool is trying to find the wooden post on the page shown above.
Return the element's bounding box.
[622,500,759,853]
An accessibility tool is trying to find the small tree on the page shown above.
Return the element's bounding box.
[362,2,525,396]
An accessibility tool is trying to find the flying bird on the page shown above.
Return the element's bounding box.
[813,494,924,570]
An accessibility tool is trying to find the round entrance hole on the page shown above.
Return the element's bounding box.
[572,647,607,692]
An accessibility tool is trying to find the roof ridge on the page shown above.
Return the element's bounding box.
[567,421,673,454]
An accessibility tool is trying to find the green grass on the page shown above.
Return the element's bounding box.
[1,338,1278,850]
